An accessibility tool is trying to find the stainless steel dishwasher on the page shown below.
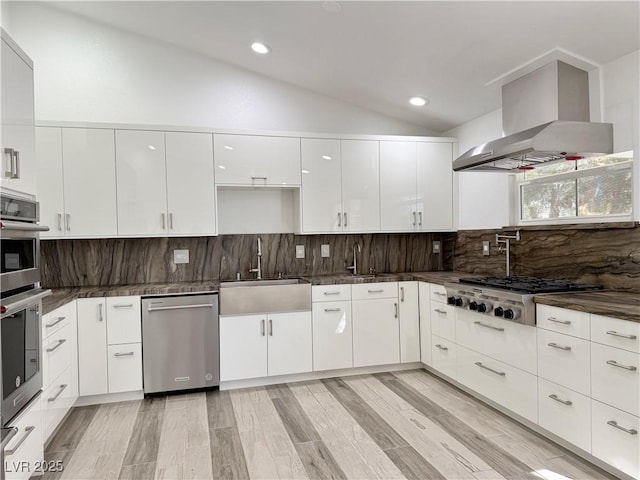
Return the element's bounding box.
[141,293,219,394]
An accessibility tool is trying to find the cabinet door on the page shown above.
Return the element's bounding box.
[399,282,420,363]
[268,312,312,377]
[63,128,118,236]
[107,343,143,393]
[416,142,453,231]
[312,301,352,371]
[115,130,167,235]
[214,134,301,185]
[341,140,380,232]
[591,342,639,416]
[5,395,43,480]
[106,296,141,345]
[352,298,400,367]
[77,298,108,396]
[418,283,432,365]
[165,132,216,235]
[35,127,64,237]
[220,314,267,381]
[301,138,343,233]
[431,335,457,380]
[380,141,416,231]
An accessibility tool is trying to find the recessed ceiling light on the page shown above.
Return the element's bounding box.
[251,42,271,54]
[148,145,156,150]
[322,1,342,13]
[321,155,332,160]
[409,96,428,107]
[224,145,234,150]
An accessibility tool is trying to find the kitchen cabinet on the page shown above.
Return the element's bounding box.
[37,127,118,237]
[220,311,312,381]
[398,281,420,363]
[4,395,43,480]
[591,341,639,416]
[107,343,143,393]
[537,328,590,395]
[431,335,457,379]
[77,298,108,396]
[416,142,453,231]
[1,31,36,196]
[214,134,301,186]
[301,138,380,233]
[418,282,432,365]
[312,300,353,372]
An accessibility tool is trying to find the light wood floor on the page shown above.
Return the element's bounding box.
[44,369,617,480]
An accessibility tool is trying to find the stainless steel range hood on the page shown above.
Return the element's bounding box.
[453,61,613,172]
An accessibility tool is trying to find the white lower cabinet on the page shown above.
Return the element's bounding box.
[398,281,420,363]
[107,343,144,393]
[312,301,353,372]
[538,378,591,453]
[537,328,591,395]
[591,399,639,479]
[220,311,312,381]
[352,297,400,367]
[430,304,455,342]
[42,367,75,442]
[77,298,109,396]
[431,335,457,380]
[4,395,43,480]
[418,282,432,366]
[591,341,639,417]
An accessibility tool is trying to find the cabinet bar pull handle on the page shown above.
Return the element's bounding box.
[5,426,35,456]
[324,308,341,312]
[400,287,405,302]
[114,352,135,357]
[323,291,341,296]
[113,304,134,308]
[169,213,174,229]
[606,360,637,371]
[474,321,504,332]
[251,176,267,180]
[394,303,398,318]
[475,362,506,377]
[161,213,166,229]
[13,150,20,179]
[343,212,347,227]
[547,342,572,351]
[412,212,416,226]
[4,148,14,177]
[46,339,67,352]
[261,319,265,336]
[547,316,571,325]
[433,309,447,314]
[48,384,68,403]
[606,331,637,340]
[147,304,213,312]
[337,212,341,227]
[548,394,572,406]
[434,292,447,297]
[418,211,422,226]
[66,213,71,231]
[368,289,384,293]
[269,319,273,336]
[45,316,66,328]
[57,213,62,231]
[607,420,638,435]
[435,344,448,351]
[98,303,104,322]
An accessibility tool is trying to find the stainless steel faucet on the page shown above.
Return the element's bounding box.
[496,230,520,276]
[249,237,262,279]
[346,243,361,275]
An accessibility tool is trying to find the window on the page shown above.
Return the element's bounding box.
[518,151,633,222]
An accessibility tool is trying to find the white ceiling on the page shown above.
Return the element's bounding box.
[49,1,639,133]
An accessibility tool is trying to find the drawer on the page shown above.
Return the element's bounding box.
[431,335,457,380]
[43,321,73,389]
[456,345,538,423]
[429,283,449,304]
[42,367,75,442]
[538,378,591,453]
[591,342,639,416]
[312,300,353,372]
[312,284,351,302]
[537,329,590,395]
[536,304,590,340]
[41,304,71,341]
[431,304,455,341]
[591,313,640,353]
[107,343,143,393]
[106,296,142,345]
[5,395,43,480]
[456,309,537,375]
[591,399,639,479]
[351,282,397,300]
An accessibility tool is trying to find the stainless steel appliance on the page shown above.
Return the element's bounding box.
[141,293,219,394]
[444,276,603,326]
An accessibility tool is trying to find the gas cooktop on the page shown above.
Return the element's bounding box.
[458,276,604,295]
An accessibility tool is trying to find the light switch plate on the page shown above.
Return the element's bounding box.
[296,245,305,259]
[482,241,490,256]
[432,241,441,254]
[321,244,330,258]
[174,249,189,264]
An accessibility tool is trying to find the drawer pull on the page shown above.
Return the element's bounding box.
[606,420,638,435]
[48,384,68,403]
[548,394,572,406]
[400,287,405,302]
[434,344,448,351]
[474,321,504,332]
[323,291,341,296]
[324,308,341,312]
[46,339,67,353]
[45,316,66,328]
[261,319,265,336]
[433,292,447,297]
[112,304,134,309]
[114,351,135,357]
[475,362,506,377]
[547,316,571,325]
[606,330,637,340]
[394,303,398,319]
[547,342,572,351]
[367,289,384,294]
[606,360,637,371]
[433,309,447,314]
[5,426,35,456]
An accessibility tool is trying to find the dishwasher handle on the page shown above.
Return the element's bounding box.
[146,303,215,312]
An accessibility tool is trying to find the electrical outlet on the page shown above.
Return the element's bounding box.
[321,244,330,258]
[174,249,189,264]
[296,245,305,259]
[432,241,441,254]
[482,241,490,256]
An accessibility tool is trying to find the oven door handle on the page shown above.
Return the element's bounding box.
[0,220,50,232]
[1,289,52,318]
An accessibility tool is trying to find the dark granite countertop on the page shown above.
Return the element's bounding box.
[299,271,478,285]
[534,291,640,323]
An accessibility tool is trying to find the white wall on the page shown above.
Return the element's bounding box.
[1,2,431,136]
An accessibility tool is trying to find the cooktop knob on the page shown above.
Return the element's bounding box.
[469,301,478,311]
[503,309,515,319]
[494,306,504,317]
[447,296,456,305]
[477,303,487,313]
[454,297,463,307]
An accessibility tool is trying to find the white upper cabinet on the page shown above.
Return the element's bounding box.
[214,134,301,186]
[380,141,417,231]
[36,127,64,236]
[416,142,453,231]
[165,132,216,235]
[116,130,168,236]
[341,140,380,232]
[1,34,36,195]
